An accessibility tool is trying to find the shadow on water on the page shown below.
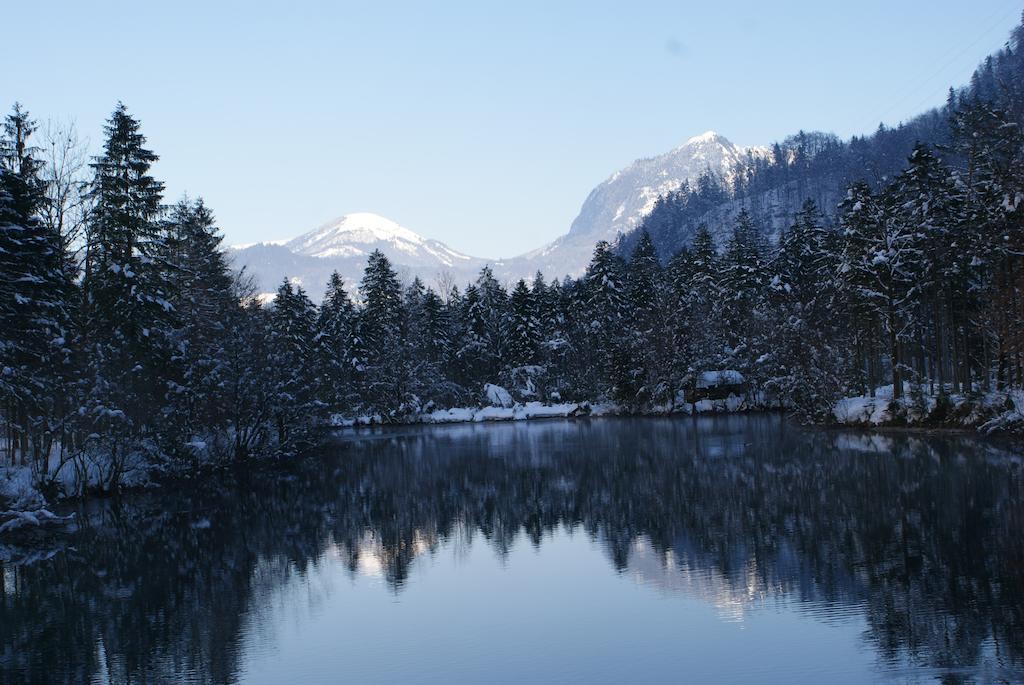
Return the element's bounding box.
[1,415,1022,683]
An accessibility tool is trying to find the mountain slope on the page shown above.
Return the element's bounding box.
[230,213,486,300]
[228,133,764,295]
[286,212,475,268]
[569,131,756,240]
[496,132,761,279]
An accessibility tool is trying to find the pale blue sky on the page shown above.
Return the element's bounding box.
[4,1,1022,256]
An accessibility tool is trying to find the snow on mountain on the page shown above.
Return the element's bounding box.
[501,132,761,279]
[286,212,473,267]
[228,133,761,299]
[229,213,485,301]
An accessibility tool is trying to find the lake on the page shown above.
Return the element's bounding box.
[1,416,1022,684]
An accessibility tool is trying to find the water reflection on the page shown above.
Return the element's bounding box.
[1,416,1022,683]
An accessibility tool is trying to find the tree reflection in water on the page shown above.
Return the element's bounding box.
[1,416,1022,683]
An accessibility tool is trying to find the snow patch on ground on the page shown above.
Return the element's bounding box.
[483,384,514,409]
[329,384,761,428]
[0,467,45,511]
[696,370,745,389]
[832,384,1024,433]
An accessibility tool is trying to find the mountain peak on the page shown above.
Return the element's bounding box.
[230,210,484,301]
[684,130,723,146]
[563,130,751,244]
[287,212,425,258]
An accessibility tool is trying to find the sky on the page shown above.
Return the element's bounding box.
[4,1,1022,258]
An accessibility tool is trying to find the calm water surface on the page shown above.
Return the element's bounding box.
[1,416,1023,684]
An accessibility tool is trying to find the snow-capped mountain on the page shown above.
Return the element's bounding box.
[501,131,761,279]
[229,213,486,300]
[569,131,754,240]
[228,132,760,299]
[286,212,474,267]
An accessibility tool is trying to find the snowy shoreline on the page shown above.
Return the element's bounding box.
[329,393,758,429]
[3,392,1020,560]
[831,385,1024,434]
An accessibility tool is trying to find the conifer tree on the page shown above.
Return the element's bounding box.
[80,104,171,489]
[669,225,725,380]
[316,271,357,413]
[584,241,628,399]
[399,277,439,411]
[269,280,320,447]
[158,198,236,463]
[769,200,844,415]
[720,210,769,378]
[419,286,461,405]
[838,180,920,400]
[887,145,960,395]
[623,231,666,403]
[0,104,75,471]
[838,182,885,395]
[358,250,405,413]
[506,279,538,368]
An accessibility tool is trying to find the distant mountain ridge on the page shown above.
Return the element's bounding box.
[229,133,760,299]
[229,213,489,300]
[568,131,759,240]
[285,212,474,267]
[504,131,763,278]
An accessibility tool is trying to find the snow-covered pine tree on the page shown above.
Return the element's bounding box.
[268,280,320,449]
[558,275,594,399]
[886,145,960,397]
[720,209,770,381]
[316,271,357,414]
[398,277,437,413]
[358,249,405,414]
[533,273,573,399]
[80,104,172,489]
[453,283,484,389]
[419,285,462,406]
[474,266,509,380]
[505,278,543,398]
[158,198,236,464]
[623,231,667,405]
[584,240,628,399]
[949,98,1024,391]
[837,182,886,396]
[506,279,539,370]
[455,267,507,393]
[838,179,920,401]
[0,103,75,472]
[772,200,834,308]
[668,225,725,384]
[769,199,844,416]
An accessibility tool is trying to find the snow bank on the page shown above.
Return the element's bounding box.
[692,394,746,413]
[833,395,879,424]
[483,384,514,408]
[696,370,745,389]
[0,466,75,542]
[0,467,45,512]
[0,507,73,535]
[326,381,764,429]
[329,392,761,429]
[832,385,1024,433]
[422,407,478,424]
[432,402,588,424]
[979,389,1024,433]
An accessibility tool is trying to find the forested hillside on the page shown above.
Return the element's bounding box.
[2,17,1023,498]
[622,23,1024,258]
